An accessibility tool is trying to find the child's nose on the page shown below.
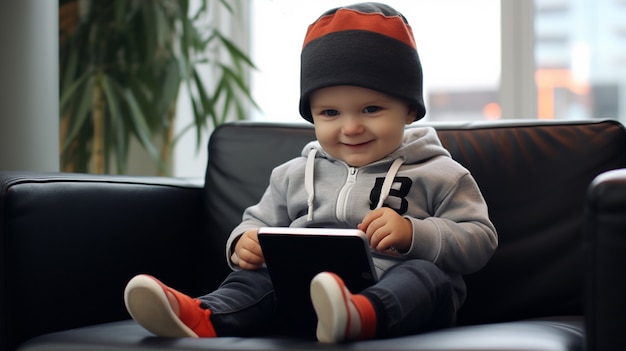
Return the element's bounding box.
[341,116,364,135]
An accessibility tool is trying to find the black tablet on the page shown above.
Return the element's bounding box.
[257,227,378,335]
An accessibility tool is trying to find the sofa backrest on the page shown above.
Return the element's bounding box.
[204,119,626,325]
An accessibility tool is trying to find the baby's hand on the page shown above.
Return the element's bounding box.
[358,208,412,253]
[234,229,265,270]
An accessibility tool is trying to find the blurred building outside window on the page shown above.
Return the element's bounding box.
[534,0,625,123]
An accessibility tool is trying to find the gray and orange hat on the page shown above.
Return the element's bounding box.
[299,2,426,123]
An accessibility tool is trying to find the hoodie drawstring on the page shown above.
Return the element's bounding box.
[304,150,405,221]
[375,158,405,209]
[305,148,318,221]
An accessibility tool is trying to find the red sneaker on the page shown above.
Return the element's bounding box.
[310,272,377,342]
[124,274,216,337]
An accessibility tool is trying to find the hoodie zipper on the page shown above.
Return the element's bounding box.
[336,166,358,221]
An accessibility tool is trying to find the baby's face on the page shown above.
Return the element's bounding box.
[309,85,415,167]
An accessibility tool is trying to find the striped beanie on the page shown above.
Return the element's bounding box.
[299,2,425,123]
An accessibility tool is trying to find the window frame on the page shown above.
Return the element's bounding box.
[500,0,537,119]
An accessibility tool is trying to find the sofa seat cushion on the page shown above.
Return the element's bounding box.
[18,316,583,351]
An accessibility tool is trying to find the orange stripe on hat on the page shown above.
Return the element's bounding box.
[303,8,416,49]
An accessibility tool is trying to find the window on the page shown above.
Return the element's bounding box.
[175,0,626,176]
[249,0,501,122]
[249,0,626,124]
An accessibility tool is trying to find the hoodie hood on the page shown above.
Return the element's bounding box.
[302,127,450,164]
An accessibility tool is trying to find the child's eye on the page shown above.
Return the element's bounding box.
[363,106,380,113]
[322,109,339,117]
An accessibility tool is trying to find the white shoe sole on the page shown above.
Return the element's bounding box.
[310,273,350,343]
[124,275,198,337]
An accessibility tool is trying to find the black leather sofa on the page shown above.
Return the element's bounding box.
[1,119,626,351]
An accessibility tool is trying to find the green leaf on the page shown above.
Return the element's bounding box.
[123,88,163,170]
[220,64,260,110]
[100,74,129,172]
[60,70,91,113]
[152,1,169,49]
[63,75,95,152]
[113,1,128,29]
[60,48,79,93]
[215,30,256,69]
[128,78,159,133]
[217,0,233,14]
[156,59,182,119]
[192,68,214,124]
[171,120,196,148]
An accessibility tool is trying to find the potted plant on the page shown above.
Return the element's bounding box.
[59,0,256,174]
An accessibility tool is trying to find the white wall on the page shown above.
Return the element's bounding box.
[0,1,59,172]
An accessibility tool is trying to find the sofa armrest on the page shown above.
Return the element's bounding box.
[585,168,626,351]
[0,171,215,351]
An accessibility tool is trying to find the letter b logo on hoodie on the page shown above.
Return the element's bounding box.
[369,177,412,214]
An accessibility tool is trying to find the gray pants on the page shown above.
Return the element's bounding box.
[198,259,456,338]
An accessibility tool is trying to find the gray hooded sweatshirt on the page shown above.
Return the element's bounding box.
[227,127,498,308]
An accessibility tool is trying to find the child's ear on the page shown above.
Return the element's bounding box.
[405,105,418,124]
